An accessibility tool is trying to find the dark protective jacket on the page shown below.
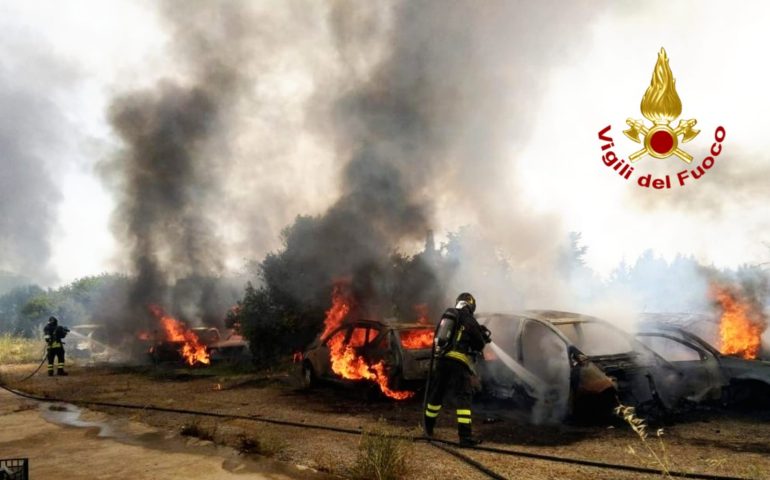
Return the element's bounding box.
[43,324,67,348]
[440,306,489,371]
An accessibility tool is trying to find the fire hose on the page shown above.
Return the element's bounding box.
[13,347,48,383]
[0,378,750,480]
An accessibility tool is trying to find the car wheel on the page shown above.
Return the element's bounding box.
[301,362,317,389]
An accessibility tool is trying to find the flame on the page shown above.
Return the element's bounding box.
[400,329,434,350]
[711,285,766,360]
[322,281,414,400]
[148,304,210,366]
[640,48,682,124]
[414,303,431,325]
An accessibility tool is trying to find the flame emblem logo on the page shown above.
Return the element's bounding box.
[624,48,699,163]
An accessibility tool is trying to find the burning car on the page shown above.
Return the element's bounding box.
[479,309,770,420]
[478,310,692,420]
[638,317,770,407]
[191,327,251,364]
[301,318,434,399]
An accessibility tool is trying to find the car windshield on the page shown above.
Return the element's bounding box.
[554,321,634,356]
[399,329,434,350]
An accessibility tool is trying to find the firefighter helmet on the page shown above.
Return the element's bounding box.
[455,292,476,314]
[48,316,58,325]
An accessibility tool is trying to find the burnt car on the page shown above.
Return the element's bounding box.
[193,327,252,364]
[635,322,770,407]
[301,319,434,391]
[477,310,689,421]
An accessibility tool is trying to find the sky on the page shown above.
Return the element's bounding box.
[1,0,769,286]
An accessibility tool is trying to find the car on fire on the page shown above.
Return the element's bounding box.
[477,310,770,420]
[636,316,770,407]
[300,319,434,391]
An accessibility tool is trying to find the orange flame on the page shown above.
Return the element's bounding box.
[414,303,431,325]
[322,281,414,400]
[400,329,434,350]
[711,285,766,360]
[148,304,210,366]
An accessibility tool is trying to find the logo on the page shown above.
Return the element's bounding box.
[598,48,726,189]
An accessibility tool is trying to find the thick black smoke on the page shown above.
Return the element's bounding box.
[261,0,595,320]
[99,1,259,328]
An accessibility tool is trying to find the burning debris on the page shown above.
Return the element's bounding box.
[711,283,768,360]
[144,304,210,366]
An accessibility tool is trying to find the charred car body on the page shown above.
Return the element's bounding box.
[478,310,770,420]
[301,319,434,390]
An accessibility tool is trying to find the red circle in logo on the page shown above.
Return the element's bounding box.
[649,130,674,155]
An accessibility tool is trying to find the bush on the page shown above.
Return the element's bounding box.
[349,422,412,480]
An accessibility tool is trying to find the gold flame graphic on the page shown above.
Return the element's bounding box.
[640,48,682,124]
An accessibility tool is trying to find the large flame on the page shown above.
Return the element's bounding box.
[148,304,210,366]
[711,285,766,360]
[640,47,682,124]
[322,281,414,400]
[400,329,434,350]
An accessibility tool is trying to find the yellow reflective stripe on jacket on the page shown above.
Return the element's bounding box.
[445,350,472,368]
[427,404,442,412]
[457,417,472,424]
[49,342,62,348]
[425,410,440,418]
[456,409,471,416]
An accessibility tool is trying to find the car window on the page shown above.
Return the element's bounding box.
[521,320,569,382]
[637,335,703,362]
[482,315,522,359]
[400,329,434,349]
[554,322,633,356]
[349,327,368,347]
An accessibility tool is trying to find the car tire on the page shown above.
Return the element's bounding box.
[301,362,317,390]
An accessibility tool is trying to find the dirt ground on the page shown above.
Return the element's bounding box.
[2,363,770,480]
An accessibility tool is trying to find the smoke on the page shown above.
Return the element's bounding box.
[257,0,599,320]
[99,1,279,327]
[0,32,79,285]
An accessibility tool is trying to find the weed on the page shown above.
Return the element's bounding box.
[348,421,411,480]
[180,420,215,441]
[615,403,672,478]
[236,433,288,457]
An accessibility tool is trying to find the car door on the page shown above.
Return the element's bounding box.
[636,332,726,403]
[519,320,571,421]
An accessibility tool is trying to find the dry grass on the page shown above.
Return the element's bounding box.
[348,420,412,480]
[236,433,288,458]
[0,334,44,364]
[615,403,672,478]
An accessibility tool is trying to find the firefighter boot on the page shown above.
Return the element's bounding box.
[57,368,68,376]
[458,422,481,447]
[423,415,436,438]
[48,370,53,377]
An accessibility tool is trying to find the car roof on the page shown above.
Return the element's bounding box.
[335,318,433,331]
[479,310,602,325]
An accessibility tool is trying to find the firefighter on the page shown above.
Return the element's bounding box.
[43,316,69,376]
[423,292,491,446]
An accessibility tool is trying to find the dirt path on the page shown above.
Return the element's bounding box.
[0,388,325,480]
[2,363,770,479]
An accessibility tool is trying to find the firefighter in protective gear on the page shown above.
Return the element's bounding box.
[43,316,69,376]
[423,292,491,446]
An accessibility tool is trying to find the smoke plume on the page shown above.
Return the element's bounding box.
[0,34,78,285]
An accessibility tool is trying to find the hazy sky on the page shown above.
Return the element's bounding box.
[1,0,769,285]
